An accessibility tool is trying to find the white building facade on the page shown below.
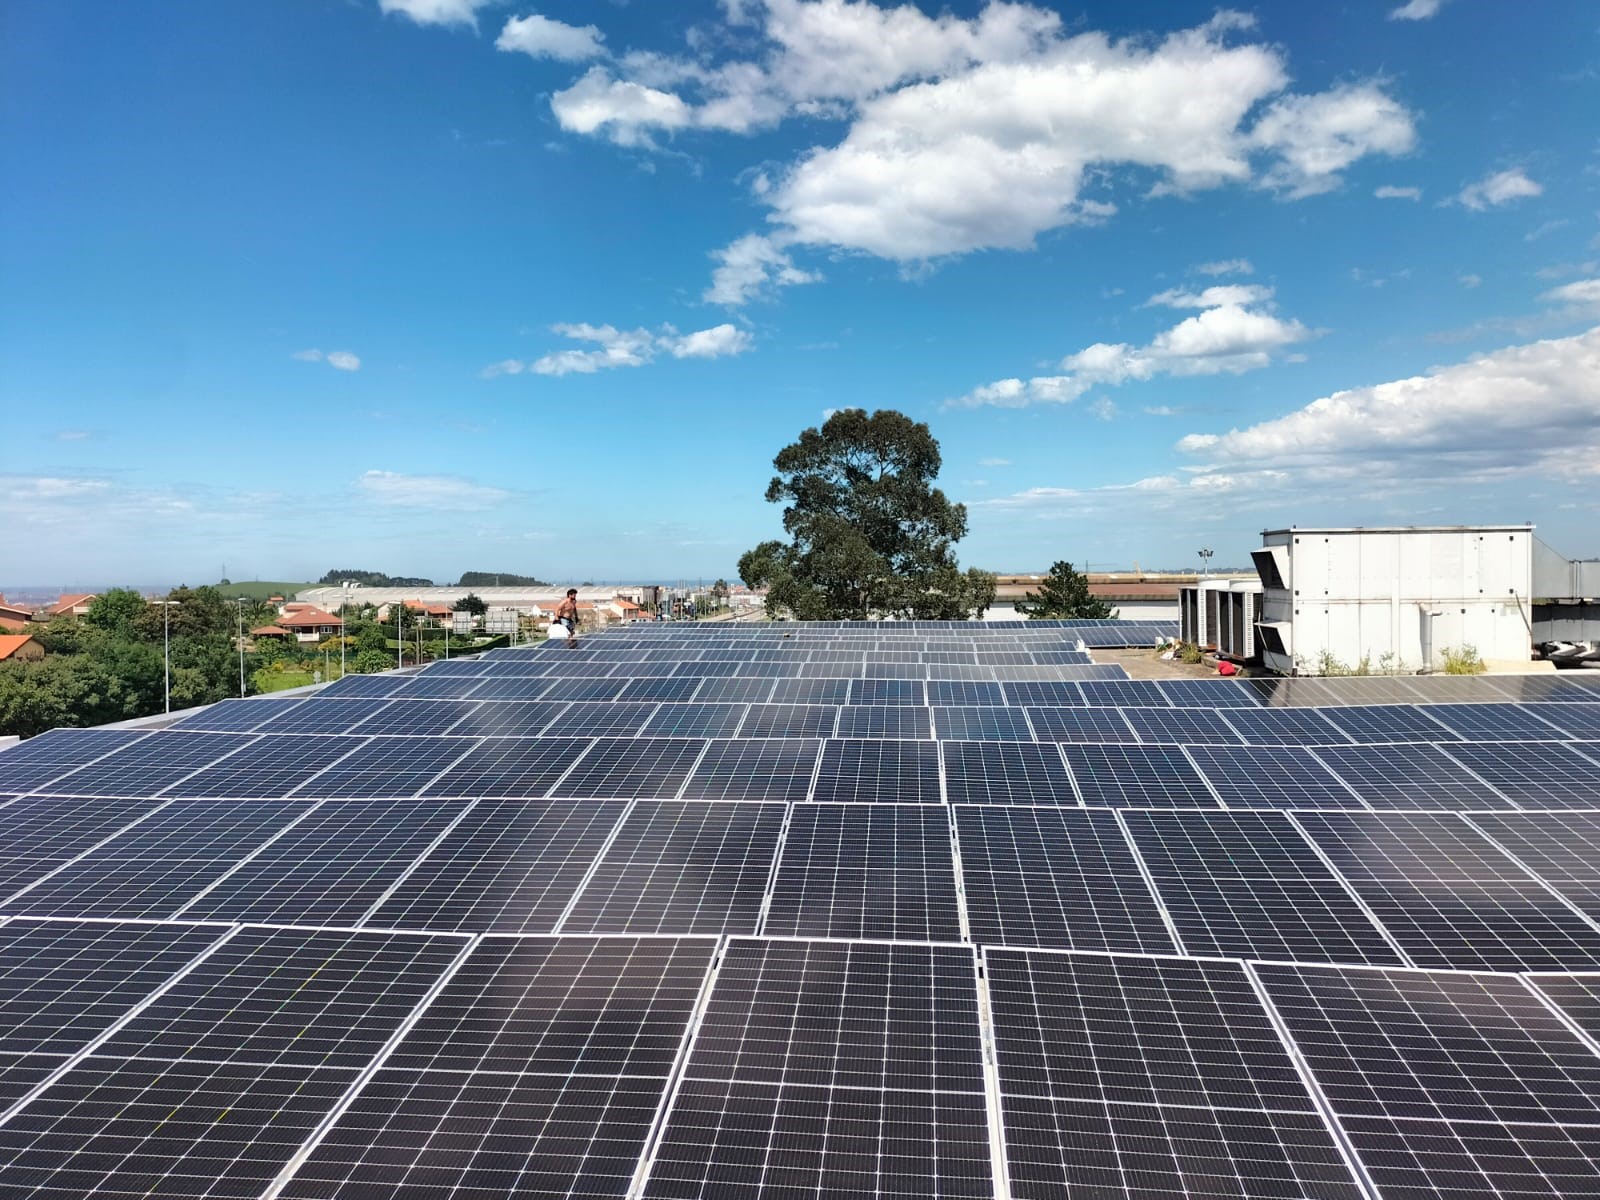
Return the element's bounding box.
[1252,525,1534,675]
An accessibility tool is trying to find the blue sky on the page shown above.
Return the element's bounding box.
[4,0,1598,587]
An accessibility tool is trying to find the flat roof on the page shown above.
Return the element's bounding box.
[1262,524,1534,535]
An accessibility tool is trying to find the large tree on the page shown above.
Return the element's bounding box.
[738,409,996,620]
[1016,561,1116,619]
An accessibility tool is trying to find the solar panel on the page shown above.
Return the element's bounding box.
[694,675,776,703]
[37,731,255,797]
[955,806,1176,952]
[347,698,480,736]
[290,737,472,798]
[1120,706,1246,744]
[681,738,821,803]
[1180,744,1364,808]
[736,703,838,738]
[812,738,942,804]
[1295,811,1600,971]
[255,696,394,734]
[1002,681,1082,706]
[317,671,417,696]
[1122,809,1405,964]
[616,676,703,702]
[367,798,624,932]
[835,703,933,739]
[848,678,926,705]
[443,699,567,737]
[452,675,553,701]
[543,701,658,737]
[1223,706,1351,745]
[1059,743,1218,806]
[641,702,750,737]
[160,733,360,797]
[1311,742,1508,808]
[419,735,589,797]
[1024,707,1134,743]
[941,741,1078,807]
[928,679,1004,705]
[560,801,786,934]
[1441,741,1600,808]
[1469,812,1600,922]
[642,939,992,1199]
[1078,679,1171,708]
[1422,702,1569,741]
[173,798,470,926]
[0,729,152,793]
[1526,972,1600,1039]
[763,804,963,941]
[538,676,628,702]
[928,705,1029,741]
[1317,702,1458,743]
[1403,675,1518,703]
[0,795,165,862]
[554,737,706,799]
[391,673,486,699]
[168,697,302,732]
[1538,702,1600,738]
[985,949,1365,1200]
[1311,676,1432,706]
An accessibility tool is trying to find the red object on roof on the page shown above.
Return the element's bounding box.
[277,608,342,628]
[0,634,42,661]
[250,625,292,637]
[45,593,95,615]
[1217,661,1239,676]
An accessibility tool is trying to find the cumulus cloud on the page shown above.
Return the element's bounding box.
[704,233,821,305]
[978,457,1012,467]
[1457,168,1542,210]
[292,349,361,371]
[1541,278,1600,313]
[950,288,1310,408]
[4,475,112,501]
[486,321,755,377]
[1196,259,1254,276]
[1375,184,1421,200]
[1177,326,1600,482]
[378,0,492,28]
[1389,0,1445,19]
[356,470,511,511]
[496,14,607,61]
[540,9,1415,261]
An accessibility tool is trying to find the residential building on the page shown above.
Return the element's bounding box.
[275,608,344,644]
[0,635,44,662]
[40,593,95,618]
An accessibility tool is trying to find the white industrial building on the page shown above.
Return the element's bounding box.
[1247,525,1535,675]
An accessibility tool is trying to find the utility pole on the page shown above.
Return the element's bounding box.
[236,598,246,697]
[163,597,171,713]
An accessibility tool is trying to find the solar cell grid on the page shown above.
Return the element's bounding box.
[555,737,707,799]
[1120,706,1246,745]
[1308,676,1432,706]
[1537,702,1600,738]
[98,927,465,1069]
[441,698,568,737]
[1025,707,1135,743]
[616,676,702,702]
[1255,962,1600,1125]
[37,730,256,798]
[0,795,165,861]
[1311,742,1508,809]
[956,807,1176,953]
[254,696,394,734]
[737,703,838,738]
[693,676,775,703]
[1181,744,1364,809]
[681,738,820,802]
[1469,812,1600,921]
[1002,681,1083,706]
[537,676,628,702]
[368,798,624,933]
[1336,1114,1600,1200]
[927,679,1005,705]
[419,735,589,797]
[316,671,419,697]
[763,804,963,941]
[1402,674,1518,703]
[542,700,658,737]
[386,936,714,1077]
[1223,706,1352,745]
[347,698,480,736]
[290,737,472,798]
[941,741,1078,807]
[1295,810,1600,971]
[1422,702,1569,741]
[159,733,360,798]
[389,673,486,700]
[1526,973,1600,1041]
[835,704,934,739]
[860,661,929,681]
[766,677,847,705]
[932,705,1033,741]
[1123,809,1405,965]
[561,801,787,935]
[641,702,750,737]
[1059,743,1218,806]
[1318,702,1459,743]
[1246,677,1352,708]
[453,676,555,701]
[1078,679,1171,708]
[812,738,943,804]
[174,797,471,926]
[168,697,301,732]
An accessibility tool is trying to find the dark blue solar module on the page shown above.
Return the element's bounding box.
[1317,703,1459,743]
[1120,706,1246,745]
[1060,744,1218,806]
[1025,707,1135,743]
[1421,702,1569,741]
[0,729,153,793]
[834,704,933,739]
[932,706,1034,741]
[942,741,1078,807]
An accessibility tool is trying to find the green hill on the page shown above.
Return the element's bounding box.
[212,580,316,602]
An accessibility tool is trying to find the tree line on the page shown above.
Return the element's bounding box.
[317,569,551,588]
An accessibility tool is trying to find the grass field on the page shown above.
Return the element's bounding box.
[214,580,316,601]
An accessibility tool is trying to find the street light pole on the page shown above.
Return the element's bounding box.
[236,598,246,697]
[1198,548,1214,580]
[163,597,171,713]
[340,581,350,678]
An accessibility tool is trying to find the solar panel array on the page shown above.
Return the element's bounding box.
[1,617,1599,1199]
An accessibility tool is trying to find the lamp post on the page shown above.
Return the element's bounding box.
[154,596,179,713]
[236,598,246,697]
[340,581,351,678]
[1198,548,1214,580]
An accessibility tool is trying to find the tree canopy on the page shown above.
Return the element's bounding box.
[1015,561,1116,620]
[457,571,549,587]
[318,569,433,587]
[738,409,996,621]
[453,593,488,616]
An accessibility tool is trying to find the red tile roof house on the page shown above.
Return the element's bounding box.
[275,608,344,644]
[0,634,44,662]
[0,595,32,632]
[41,593,95,618]
[250,625,293,640]
[403,601,454,624]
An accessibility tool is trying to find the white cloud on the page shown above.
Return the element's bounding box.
[489,321,756,377]
[704,233,821,305]
[1389,0,1445,19]
[1146,283,1273,308]
[356,470,511,511]
[1249,83,1417,198]
[292,348,361,371]
[1459,273,1482,288]
[378,0,492,28]
[978,457,1012,467]
[551,67,693,147]
[1375,184,1421,200]
[1541,278,1600,312]
[4,475,111,501]
[1176,325,1600,482]
[496,14,606,62]
[1196,258,1253,276]
[951,289,1310,408]
[666,323,754,358]
[1457,168,1542,211]
[55,430,90,441]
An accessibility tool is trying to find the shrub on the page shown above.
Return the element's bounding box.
[1440,644,1486,675]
